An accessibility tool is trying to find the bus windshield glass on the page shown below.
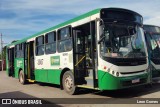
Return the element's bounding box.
[100,23,146,58]
[147,34,160,58]
[144,26,160,33]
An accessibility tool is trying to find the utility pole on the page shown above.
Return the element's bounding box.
[0,33,8,72]
[1,33,3,71]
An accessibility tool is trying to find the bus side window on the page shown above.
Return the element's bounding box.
[45,31,56,54]
[15,43,24,58]
[36,35,44,56]
[58,26,72,52]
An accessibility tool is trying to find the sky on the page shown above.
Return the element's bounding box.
[0,0,160,46]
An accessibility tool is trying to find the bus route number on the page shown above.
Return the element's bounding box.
[37,59,44,65]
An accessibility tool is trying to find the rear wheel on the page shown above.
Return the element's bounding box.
[19,70,26,85]
[62,71,77,95]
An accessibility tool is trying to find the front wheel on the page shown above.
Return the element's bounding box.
[19,70,26,85]
[62,71,77,95]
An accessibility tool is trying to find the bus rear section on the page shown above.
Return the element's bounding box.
[144,25,160,82]
[97,8,149,90]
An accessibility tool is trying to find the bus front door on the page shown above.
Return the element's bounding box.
[73,21,97,88]
[8,48,15,76]
[24,41,35,80]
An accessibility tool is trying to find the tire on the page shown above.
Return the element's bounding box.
[19,70,26,85]
[62,71,77,95]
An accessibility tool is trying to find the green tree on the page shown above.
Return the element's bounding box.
[0,46,7,60]
[0,40,18,60]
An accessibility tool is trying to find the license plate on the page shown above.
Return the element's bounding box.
[132,78,140,83]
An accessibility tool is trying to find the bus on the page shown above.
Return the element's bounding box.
[143,25,160,82]
[6,8,149,95]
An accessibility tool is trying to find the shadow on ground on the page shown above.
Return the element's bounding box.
[0,91,62,107]
[35,81,160,98]
[76,83,160,98]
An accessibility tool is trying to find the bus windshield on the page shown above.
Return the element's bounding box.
[148,34,160,58]
[100,23,146,58]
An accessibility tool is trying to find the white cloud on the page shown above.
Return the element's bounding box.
[144,16,160,26]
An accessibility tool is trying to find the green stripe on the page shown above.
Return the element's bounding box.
[35,69,62,85]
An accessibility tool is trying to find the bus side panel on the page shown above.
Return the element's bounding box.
[98,70,148,90]
[98,70,121,90]
[14,58,24,78]
[34,69,61,84]
[34,69,48,82]
[152,69,160,78]
[48,69,61,85]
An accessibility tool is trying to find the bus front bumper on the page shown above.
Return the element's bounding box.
[98,70,149,90]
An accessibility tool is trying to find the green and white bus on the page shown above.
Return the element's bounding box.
[6,8,149,94]
[144,25,160,82]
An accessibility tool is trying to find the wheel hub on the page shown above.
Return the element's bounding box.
[65,75,73,90]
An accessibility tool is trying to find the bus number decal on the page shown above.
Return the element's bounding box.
[37,59,44,65]
[63,53,68,56]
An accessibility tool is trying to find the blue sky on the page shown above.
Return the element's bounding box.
[0,0,160,45]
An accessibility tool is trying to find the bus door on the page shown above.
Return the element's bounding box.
[73,21,97,88]
[8,48,15,76]
[24,41,35,80]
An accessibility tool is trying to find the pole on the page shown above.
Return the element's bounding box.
[1,33,3,71]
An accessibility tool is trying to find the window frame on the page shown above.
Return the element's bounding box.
[35,35,45,56]
[15,43,24,58]
[45,31,57,54]
[57,26,72,53]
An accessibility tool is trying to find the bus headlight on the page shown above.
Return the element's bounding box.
[112,71,114,75]
[108,68,110,72]
[116,72,119,77]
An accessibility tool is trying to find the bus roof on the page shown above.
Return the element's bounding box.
[7,8,142,47]
[7,8,101,47]
[144,24,160,34]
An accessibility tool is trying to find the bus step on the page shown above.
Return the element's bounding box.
[85,76,93,79]
[27,79,35,83]
[77,84,95,89]
[87,69,93,77]
[85,76,94,87]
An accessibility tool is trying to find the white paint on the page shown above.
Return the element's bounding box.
[9,45,15,48]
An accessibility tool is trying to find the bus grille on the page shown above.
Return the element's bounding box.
[120,70,145,75]
[122,78,146,86]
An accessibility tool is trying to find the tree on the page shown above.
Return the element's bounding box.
[0,40,18,60]
[0,46,7,60]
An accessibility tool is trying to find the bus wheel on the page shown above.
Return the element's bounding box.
[19,70,26,85]
[62,71,77,95]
